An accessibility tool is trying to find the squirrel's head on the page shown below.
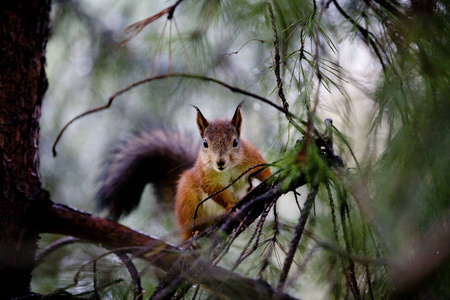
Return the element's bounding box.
[194,102,244,172]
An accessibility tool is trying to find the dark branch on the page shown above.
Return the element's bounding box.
[39,203,297,300]
[331,0,386,72]
[265,3,307,135]
[35,236,86,266]
[191,163,269,240]
[277,183,319,292]
[267,2,289,110]
[40,204,180,271]
[121,0,185,45]
[52,73,303,156]
[115,252,143,300]
[372,0,403,17]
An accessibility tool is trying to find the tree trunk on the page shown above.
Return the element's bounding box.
[0,0,51,297]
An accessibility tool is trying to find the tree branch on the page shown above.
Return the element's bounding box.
[35,236,86,266]
[372,0,403,18]
[121,0,185,45]
[39,203,297,299]
[331,0,386,72]
[40,204,180,271]
[52,73,303,156]
[267,2,288,110]
[277,183,319,292]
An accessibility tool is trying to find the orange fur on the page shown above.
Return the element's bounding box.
[175,104,271,241]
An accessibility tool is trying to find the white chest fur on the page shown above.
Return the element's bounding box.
[201,168,250,218]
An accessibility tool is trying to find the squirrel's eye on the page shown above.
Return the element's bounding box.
[203,140,209,148]
[233,138,238,147]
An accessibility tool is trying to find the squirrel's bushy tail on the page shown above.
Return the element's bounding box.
[96,129,198,220]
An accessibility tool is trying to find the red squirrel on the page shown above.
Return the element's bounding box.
[97,103,271,240]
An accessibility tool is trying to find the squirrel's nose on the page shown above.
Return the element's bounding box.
[217,160,226,170]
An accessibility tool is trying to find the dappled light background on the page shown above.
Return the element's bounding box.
[34,0,449,298]
[40,0,378,218]
[38,0,382,297]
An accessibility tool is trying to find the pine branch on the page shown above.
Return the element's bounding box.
[39,203,298,300]
[331,0,387,72]
[277,183,319,292]
[267,2,289,110]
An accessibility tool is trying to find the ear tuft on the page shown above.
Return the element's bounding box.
[193,105,209,137]
[231,101,244,136]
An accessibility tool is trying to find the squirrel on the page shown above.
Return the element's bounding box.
[96,102,272,241]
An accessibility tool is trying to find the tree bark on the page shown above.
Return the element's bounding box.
[0,0,51,297]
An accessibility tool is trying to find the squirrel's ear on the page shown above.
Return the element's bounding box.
[193,105,209,137]
[231,101,244,136]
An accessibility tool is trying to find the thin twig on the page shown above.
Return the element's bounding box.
[326,181,358,299]
[52,74,303,156]
[150,256,187,300]
[303,229,389,266]
[211,212,251,266]
[55,246,146,294]
[266,2,311,138]
[259,202,281,278]
[293,190,302,213]
[284,245,319,289]
[222,39,269,56]
[191,163,269,241]
[339,189,361,300]
[310,0,332,120]
[272,199,280,240]
[173,18,193,72]
[363,223,375,300]
[191,284,201,300]
[35,236,86,266]
[115,252,143,300]
[331,0,386,73]
[231,199,275,271]
[267,2,288,111]
[93,258,100,300]
[277,182,319,292]
[121,0,184,45]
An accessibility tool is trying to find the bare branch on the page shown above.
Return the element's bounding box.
[52,73,303,156]
[277,183,319,293]
[35,236,86,266]
[39,203,297,300]
[222,39,269,56]
[267,2,288,111]
[231,199,275,271]
[191,163,269,240]
[303,229,389,266]
[372,0,403,18]
[310,0,332,120]
[265,3,311,137]
[121,0,184,45]
[40,204,180,270]
[331,0,386,72]
[115,252,143,300]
